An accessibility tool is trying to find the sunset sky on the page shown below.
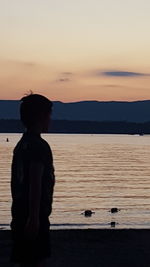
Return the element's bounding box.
[0,0,150,102]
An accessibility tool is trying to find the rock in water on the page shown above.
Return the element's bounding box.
[111,221,116,227]
[111,208,118,213]
[84,210,93,217]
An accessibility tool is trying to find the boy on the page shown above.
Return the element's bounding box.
[11,94,55,267]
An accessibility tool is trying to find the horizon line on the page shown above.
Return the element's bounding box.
[0,99,150,104]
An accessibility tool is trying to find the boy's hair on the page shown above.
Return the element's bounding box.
[20,94,53,128]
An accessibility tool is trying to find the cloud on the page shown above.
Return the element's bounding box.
[103,84,123,88]
[7,60,37,68]
[100,70,149,77]
[56,72,73,83]
[57,78,70,82]
[61,72,73,76]
[21,62,36,67]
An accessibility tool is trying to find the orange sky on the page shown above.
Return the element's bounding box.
[0,0,150,101]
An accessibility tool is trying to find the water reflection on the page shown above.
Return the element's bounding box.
[0,134,150,229]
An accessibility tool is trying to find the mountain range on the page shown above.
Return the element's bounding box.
[0,100,150,122]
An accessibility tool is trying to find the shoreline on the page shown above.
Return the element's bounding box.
[1,229,150,267]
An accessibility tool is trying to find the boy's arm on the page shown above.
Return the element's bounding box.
[24,161,44,240]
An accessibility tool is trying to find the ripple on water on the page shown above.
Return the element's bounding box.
[0,134,150,229]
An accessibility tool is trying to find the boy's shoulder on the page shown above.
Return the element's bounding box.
[14,133,52,162]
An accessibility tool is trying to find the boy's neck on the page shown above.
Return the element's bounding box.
[26,128,41,136]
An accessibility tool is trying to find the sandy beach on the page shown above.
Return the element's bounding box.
[0,229,150,267]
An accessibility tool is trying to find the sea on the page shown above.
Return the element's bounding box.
[0,133,150,230]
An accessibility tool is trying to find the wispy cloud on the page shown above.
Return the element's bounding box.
[57,78,70,82]
[7,60,37,68]
[100,70,149,77]
[56,72,73,83]
[61,72,73,76]
[103,84,124,88]
[21,61,36,68]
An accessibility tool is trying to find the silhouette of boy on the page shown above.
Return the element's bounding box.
[10,94,55,267]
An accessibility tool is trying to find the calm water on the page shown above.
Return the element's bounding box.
[0,133,150,229]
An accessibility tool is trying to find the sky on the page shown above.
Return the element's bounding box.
[0,0,150,102]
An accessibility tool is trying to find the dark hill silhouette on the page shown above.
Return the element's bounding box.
[0,100,19,119]
[0,100,150,122]
[53,100,150,122]
[0,119,150,134]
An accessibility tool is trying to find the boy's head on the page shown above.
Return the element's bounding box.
[20,94,53,133]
